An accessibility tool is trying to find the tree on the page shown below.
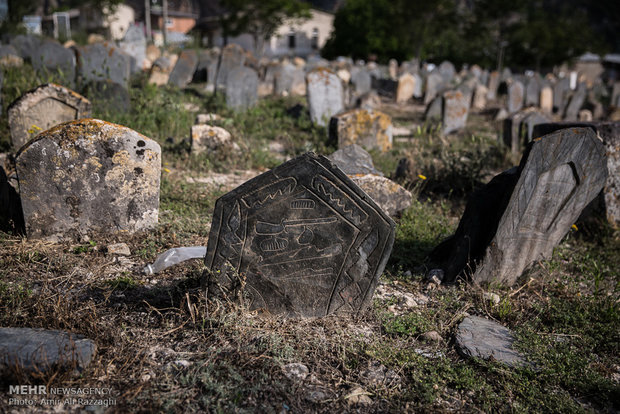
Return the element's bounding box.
[218,0,311,55]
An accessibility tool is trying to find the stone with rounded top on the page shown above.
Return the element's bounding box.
[306,68,345,127]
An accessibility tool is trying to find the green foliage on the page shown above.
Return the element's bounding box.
[106,276,140,290]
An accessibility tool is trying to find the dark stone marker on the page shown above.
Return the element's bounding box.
[10,34,42,61]
[327,144,383,176]
[430,127,607,285]
[15,119,161,240]
[424,72,443,105]
[225,66,258,111]
[31,39,76,86]
[205,152,396,317]
[168,49,198,88]
[532,122,620,228]
[8,83,91,150]
[78,42,131,89]
[553,78,570,113]
[425,95,443,122]
[216,44,246,90]
[502,108,550,155]
[456,316,529,368]
[84,79,131,113]
[564,83,587,121]
[524,76,540,107]
[0,327,96,375]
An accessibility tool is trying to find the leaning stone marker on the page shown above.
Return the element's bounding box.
[329,109,393,152]
[0,327,96,375]
[306,68,345,127]
[507,80,524,113]
[456,316,529,368]
[225,66,259,111]
[15,119,161,240]
[442,89,469,134]
[430,127,607,285]
[8,83,91,150]
[78,42,131,89]
[168,49,198,88]
[205,152,396,317]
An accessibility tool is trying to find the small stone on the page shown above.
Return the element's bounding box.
[195,113,221,124]
[427,269,444,284]
[483,292,501,305]
[403,270,412,277]
[346,387,373,406]
[423,331,443,342]
[282,362,309,381]
[107,243,131,256]
[173,359,191,368]
[191,125,234,154]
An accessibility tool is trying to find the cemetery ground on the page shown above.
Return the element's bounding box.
[0,65,619,413]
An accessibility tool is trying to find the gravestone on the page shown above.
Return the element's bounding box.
[532,122,620,228]
[193,49,219,88]
[8,83,91,149]
[216,44,246,90]
[564,83,587,121]
[31,39,76,86]
[388,59,398,80]
[430,127,606,285]
[327,144,383,176]
[442,90,469,134]
[275,63,299,96]
[396,73,415,104]
[438,61,456,83]
[472,84,488,110]
[191,124,234,154]
[306,68,345,127]
[507,80,524,113]
[329,109,393,152]
[520,111,552,142]
[456,317,529,368]
[204,152,396,317]
[502,108,541,155]
[15,119,161,240]
[424,72,443,105]
[10,34,42,61]
[412,73,423,98]
[0,44,23,67]
[425,95,443,122]
[486,71,500,101]
[540,86,553,113]
[78,42,131,89]
[119,24,147,73]
[612,82,620,107]
[168,49,198,88]
[225,66,258,111]
[85,79,131,114]
[553,77,570,113]
[149,55,177,86]
[351,69,372,96]
[0,328,96,375]
[524,77,540,107]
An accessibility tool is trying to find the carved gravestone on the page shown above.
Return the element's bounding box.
[8,83,91,149]
[168,49,198,88]
[204,153,396,317]
[15,119,161,240]
[329,109,393,152]
[306,68,345,127]
[443,89,469,134]
[216,44,246,90]
[430,127,606,285]
[31,39,76,86]
[225,66,258,111]
[507,80,524,113]
[78,42,131,89]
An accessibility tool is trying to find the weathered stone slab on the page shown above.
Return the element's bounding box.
[0,44,23,67]
[553,78,570,113]
[425,95,443,122]
[424,72,443,105]
[564,83,587,121]
[442,89,469,134]
[507,80,524,113]
[430,127,606,285]
[216,44,246,89]
[349,174,412,217]
[438,61,455,83]
[540,85,553,113]
[15,119,161,240]
[351,69,372,97]
[486,71,500,101]
[204,152,396,317]
[8,83,91,150]
[456,316,529,368]
[472,84,488,110]
[31,39,75,85]
[307,68,345,127]
[84,80,131,114]
[10,34,42,62]
[78,42,131,89]
[191,124,234,154]
[168,49,198,88]
[327,144,383,176]
[524,76,540,107]
[329,109,392,152]
[193,49,219,89]
[225,66,258,111]
[275,63,305,96]
[149,55,177,86]
[0,327,96,375]
[396,73,416,104]
[532,122,620,228]
[119,24,147,73]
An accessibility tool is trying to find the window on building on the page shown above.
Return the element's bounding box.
[288,28,296,49]
[311,28,319,50]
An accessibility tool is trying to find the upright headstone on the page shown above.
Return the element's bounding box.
[430,127,606,285]
[442,89,470,134]
[31,39,76,86]
[225,66,258,111]
[507,80,524,113]
[472,84,488,110]
[148,55,177,86]
[564,82,587,121]
[216,44,246,90]
[396,73,415,104]
[204,153,396,317]
[0,44,23,67]
[168,49,198,88]
[424,72,443,105]
[412,73,423,98]
[502,108,537,154]
[540,86,553,113]
[8,83,91,149]
[78,42,131,89]
[425,95,443,122]
[438,61,456,83]
[486,71,500,101]
[275,63,299,96]
[524,77,540,107]
[10,34,41,62]
[388,59,398,80]
[329,109,393,152]
[611,82,620,107]
[553,77,570,113]
[306,68,344,127]
[119,24,147,73]
[15,119,161,240]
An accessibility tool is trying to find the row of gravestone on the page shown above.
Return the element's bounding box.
[1,116,616,317]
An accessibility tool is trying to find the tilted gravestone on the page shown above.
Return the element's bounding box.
[396,73,416,104]
[329,109,393,152]
[204,153,396,317]
[225,66,258,111]
[306,68,345,127]
[564,83,587,121]
[78,42,131,89]
[532,122,620,229]
[31,39,76,86]
[430,127,606,285]
[15,119,161,240]
[8,83,91,149]
[553,77,570,113]
[442,89,469,134]
[10,34,42,62]
[168,49,198,88]
[216,44,246,90]
[507,80,524,113]
[424,72,443,105]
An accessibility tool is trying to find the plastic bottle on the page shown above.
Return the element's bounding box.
[143,246,207,275]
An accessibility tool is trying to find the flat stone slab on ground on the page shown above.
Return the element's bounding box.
[16,119,161,240]
[456,316,529,368]
[204,153,395,317]
[0,327,96,375]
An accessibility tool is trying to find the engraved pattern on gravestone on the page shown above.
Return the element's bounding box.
[205,153,395,317]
